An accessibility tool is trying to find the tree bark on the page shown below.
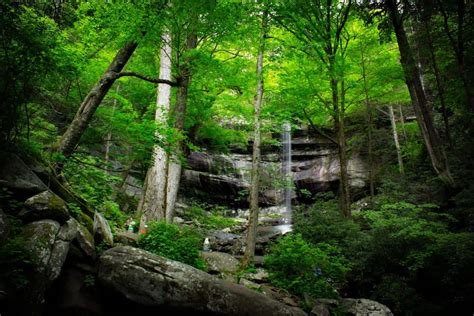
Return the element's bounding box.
[336,78,351,218]
[386,0,454,186]
[389,105,405,175]
[138,33,173,225]
[242,10,267,268]
[164,32,197,223]
[57,41,138,169]
[104,84,120,165]
[361,48,375,204]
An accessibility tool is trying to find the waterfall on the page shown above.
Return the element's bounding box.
[282,122,292,224]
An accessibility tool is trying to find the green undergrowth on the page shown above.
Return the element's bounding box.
[138,221,205,270]
[264,233,350,300]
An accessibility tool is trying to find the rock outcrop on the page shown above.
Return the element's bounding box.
[179,130,368,206]
[98,246,307,316]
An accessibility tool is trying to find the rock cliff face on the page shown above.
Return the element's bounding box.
[179,130,368,205]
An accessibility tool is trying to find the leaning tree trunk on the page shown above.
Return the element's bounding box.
[386,0,454,186]
[164,32,198,223]
[57,41,138,169]
[138,33,173,225]
[242,10,267,268]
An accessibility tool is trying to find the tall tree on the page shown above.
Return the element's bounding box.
[242,8,268,268]
[273,0,353,217]
[385,0,454,185]
[138,32,173,224]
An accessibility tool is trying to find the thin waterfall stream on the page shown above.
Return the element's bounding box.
[271,122,293,234]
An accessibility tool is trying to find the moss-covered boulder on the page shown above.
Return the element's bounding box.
[20,191,70,224]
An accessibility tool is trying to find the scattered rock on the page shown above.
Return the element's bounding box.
[0,153,48,198]
[201,251,240,273]
[99,246,307,316]
[93,212,113,247]
[260,284,301,308]
[309,298,392,316]
[239,278,261,290]
[173,216,185,224]
[115,231,138,246]
[20,191,70,224]
[341,298,393,316]
[241,267,269,283]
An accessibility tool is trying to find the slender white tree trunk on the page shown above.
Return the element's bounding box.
[389,104,405,175]
[138,33,172,226]
[242,9,267,268]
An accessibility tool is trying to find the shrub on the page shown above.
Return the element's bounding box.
[264,233,350,299]
[138,221,205,269]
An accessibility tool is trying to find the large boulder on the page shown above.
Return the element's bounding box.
[19,191,70,224]
[93,212,114,247]
[0,153,48,198]
[21,218,77,281]
[98,246,306,316]
[201,251,240,274]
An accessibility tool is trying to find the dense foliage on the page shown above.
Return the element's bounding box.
[1,0,473,315]
[265,234,349,299]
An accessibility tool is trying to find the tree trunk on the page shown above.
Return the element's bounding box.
[361,48,375,204]
[57,41,138,169]
[104,84,120,165]
[138,33,172,225]
[337,78,351,218]
[164,32,197,223]
[398,104,407,141]
[419,17,451,145]
[389,105,405,175]
[386,0,454,186]
[242,10,267,268]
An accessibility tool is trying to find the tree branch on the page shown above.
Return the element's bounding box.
[115,71,180,86]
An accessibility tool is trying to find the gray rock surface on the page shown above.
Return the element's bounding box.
[98,246,307,316]
[341,298,393,316]
[75,219,96,258]
[0,153,48,197]
[93,212,113,246]
[310,298,392,316]
[21,219,77,281]
[20,191,70,224]
[201,251,240,273]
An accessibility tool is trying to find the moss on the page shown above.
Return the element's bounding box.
[47,194,67,212]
